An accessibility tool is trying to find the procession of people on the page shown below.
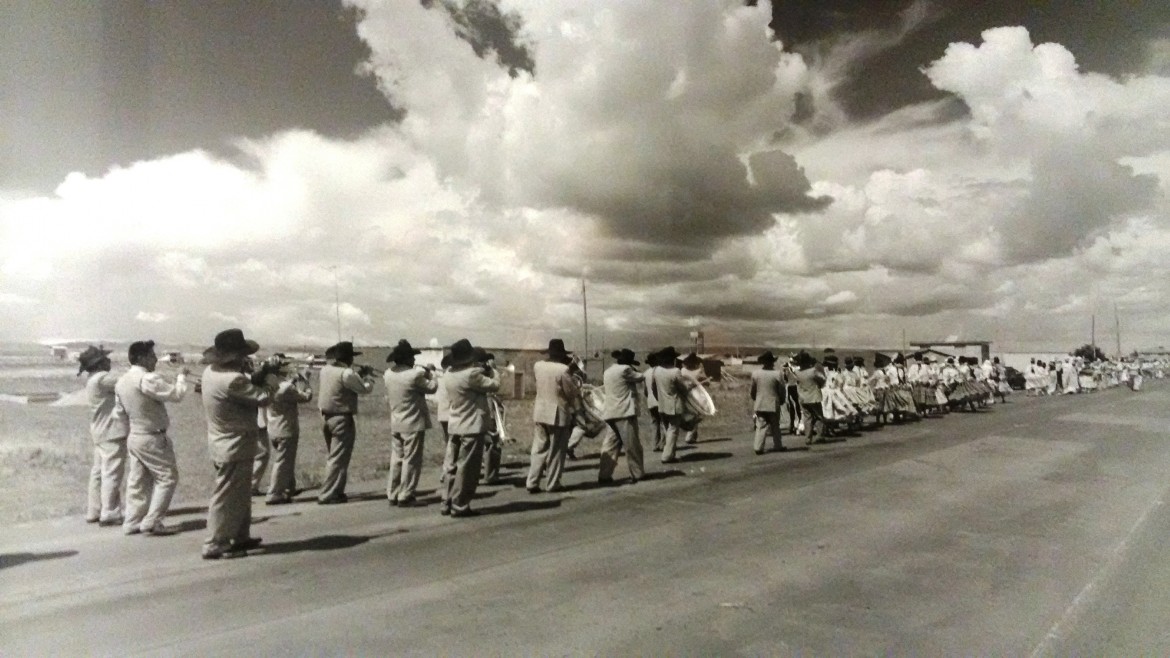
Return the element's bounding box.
[75,331,1165,559]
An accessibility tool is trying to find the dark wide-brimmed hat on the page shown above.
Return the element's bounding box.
[757,350,778,365]
[823,354,839,367]
[893,352,906,364]
[794,350,815,369]
[844,356,855,366]
[448,338,477,367]
[681,352,703,368]
[202,328,260,365]
[657,346,681,364]
[542,338,572,359]
[475,348,495,363]
[611,348,639,366]
[645,350,659,367]
[386,339,422,364]
[328,341,362,363]
[76,345,112,375]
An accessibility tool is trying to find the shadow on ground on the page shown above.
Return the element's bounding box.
[167,505,209,517]
[478,499,562,516]
[259,530,408,556]
[0,550,78,570]
[678,451,733,462]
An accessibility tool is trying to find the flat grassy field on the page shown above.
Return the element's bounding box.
[0,374,755,523]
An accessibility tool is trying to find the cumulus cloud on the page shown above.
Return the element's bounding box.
[3,7,1170,353]
[350,0,825,260]
[136,311,170,323]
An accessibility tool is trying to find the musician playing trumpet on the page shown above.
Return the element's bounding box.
[316,341,376,505]
[383,339,437,508]
[477,349,505,485]
[441,339,501,517]
[526,338,582,494]
[258,354,313,505]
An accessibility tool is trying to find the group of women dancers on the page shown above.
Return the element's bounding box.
[786,350,1011,440]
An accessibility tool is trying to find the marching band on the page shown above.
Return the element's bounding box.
[79,330,1164,559]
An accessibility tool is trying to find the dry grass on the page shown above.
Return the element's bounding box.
[0,379,754,524]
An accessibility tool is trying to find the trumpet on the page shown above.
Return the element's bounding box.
[354,363,384,378]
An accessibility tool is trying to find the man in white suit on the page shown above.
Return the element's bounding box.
[598,348,645,485]
[383,339,438,507]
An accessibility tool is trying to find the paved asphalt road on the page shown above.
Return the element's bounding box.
[2,382,1169,656]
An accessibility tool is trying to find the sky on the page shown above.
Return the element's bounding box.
[2,0,1169,353]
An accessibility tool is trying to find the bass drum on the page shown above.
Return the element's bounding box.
[574,384,607,438]
[685,384,717,417]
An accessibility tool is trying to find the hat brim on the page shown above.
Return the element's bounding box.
[202,340,259,365]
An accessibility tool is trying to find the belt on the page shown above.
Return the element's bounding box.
[321,411,354,419]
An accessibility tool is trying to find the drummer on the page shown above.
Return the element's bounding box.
[651,346,693,464]
[598,348,645,485]
[679,352,708,445]
[643,351,663,452]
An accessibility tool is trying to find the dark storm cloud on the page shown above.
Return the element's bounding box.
[765,0,1170,121]
[1,0,398,192]
[420,0,535,77]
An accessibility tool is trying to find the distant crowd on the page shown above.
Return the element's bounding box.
[73,328,1165,560]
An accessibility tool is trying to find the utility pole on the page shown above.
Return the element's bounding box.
[1115,303,1121,357]
[329,265,342,342]
[581,276,589,370]
[1091,314,1096,359]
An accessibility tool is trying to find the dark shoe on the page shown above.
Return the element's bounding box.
[202,547,247,560]
[251,489,264,497]
[318,496,347,505]
[265,497,292,505]
[566,449,577,461]
[597,477,616,486]
[662,458,678,464]
[440,506,451,516]
[450,508,480,518]
[483,478,501,486]
[397,498,417,508]
[86,516,100,524]
[775,446,788,452]
[234,537,262,551]
[527,487,541,495]
[388,498,398,507]
[754,450,765,455]
[98,516,124,527]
